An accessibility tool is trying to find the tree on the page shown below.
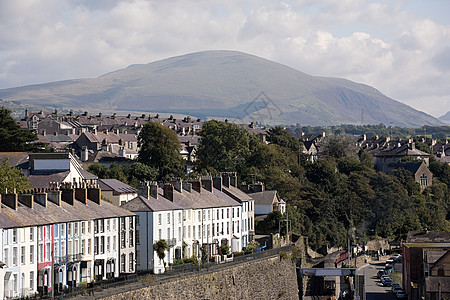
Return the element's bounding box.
[137,122,185,179]
[195,120,251,174]
[153,239,169,271]
[320,135,359,159]
[0,158,31,193]
[267,126,302,152]
[0,107,43,152]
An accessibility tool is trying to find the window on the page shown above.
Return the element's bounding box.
[88,221,91,233]
[198,211,201,221]
[212,224,215,236]
[101,236,105,254]
[167,228,170,240]
[178,227,181,241]
[237,208,239,218]
[61,241,65,257]
[45,242,50,261]
[38,227,43,241]
[121,231,126,248]
[121,217,125,230]
[81,222,85,234]
[30,228,34,241]
[13,247,18,265]
[38,245,43,262]
[178,212,181,223]
[68,240,72,255]
[207,225,210,237]
[129,253,134,272]
[113,238,116,251]
[227,209,229,218]
[107,219,110,232]
[208,210,210,220]
[121,254,126,272]
[227,222,229,234]
[68,223,72,235]
[13,274,17,293]
[4,249,8,265]
[21,246,25,264]
[136,230,140,245]
[113,219,116,231]
[88,239,91,255]
[107,237,110,252]
[94,237,98,255]
[217,223,219,236]
[30,271,34,289]
[136,215,140,226]
[232,208,234,218]
[420,173,428,187]
[13,229,17,243]
[75,240,79,254]
[217,210,219,220]
[158,214,162,225]
[232,222,235,234]
[188,226,191,239]
[53,242,57,258]
[158,229,162,240]
[129,230,134,247]
[198,226,201,238]
[82,239,85,255]
[167,213,171,224]
[129,217,134,229]
[237,221,239,233]
[74,223,79,235]
[202,225,205,237]
[45,226,50,239]
[100,220,104,233]
[192,226,195,239]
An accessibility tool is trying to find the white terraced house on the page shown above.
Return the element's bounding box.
[123,174,254,274]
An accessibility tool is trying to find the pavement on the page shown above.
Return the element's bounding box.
[359,256,397,300]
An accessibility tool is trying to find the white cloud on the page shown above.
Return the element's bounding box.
[0,0,449,117]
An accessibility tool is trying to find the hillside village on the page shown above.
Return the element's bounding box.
[0,108,448,299]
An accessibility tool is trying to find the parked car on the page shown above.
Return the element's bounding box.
[395,291,407,299]
[377,270,386,278]
[383,278,393,287]
[392,283,401,291]
[385,263,393,270]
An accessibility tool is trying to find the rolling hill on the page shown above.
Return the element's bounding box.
[0,50,443,127]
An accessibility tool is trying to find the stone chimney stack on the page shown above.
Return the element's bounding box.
[163,183,174,202]
[61,185,75,206]
[75,184,88,205]
[201,176,213,193]
[87,185,101,205]
[2,193,18,210]
[81,146,89,162]
[190,180,201,193]
[19,193,34,208]
[213,176,222,191]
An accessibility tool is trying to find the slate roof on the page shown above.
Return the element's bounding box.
[98,179,137,194]
[28,171,70,189]
[121,195,182,212]
[373,144,430,157]
[222,186,253,202]
[406,231,450,243]
[0,194,134,229]
[395,161,424,174]
[0,152,29,169]
[250,190,278,205]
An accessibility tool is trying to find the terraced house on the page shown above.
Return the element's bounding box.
[0,184,135,298]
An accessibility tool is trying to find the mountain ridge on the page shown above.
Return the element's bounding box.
[0,50,443,127]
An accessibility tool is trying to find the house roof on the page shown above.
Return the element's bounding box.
[98,179,137,194]
[222,186,253,202]
[122,194,182,212]
[250,190,278,205]
[430,250,450,271]
[395,161,425,174]
[406,231,450,243]
[373,144,430,157]
[0,194,134,229]
[0,152,29,169]
[28,171,70,189]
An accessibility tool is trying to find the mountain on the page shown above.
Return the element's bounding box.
[0,50,443,127]
[438,111,450,125]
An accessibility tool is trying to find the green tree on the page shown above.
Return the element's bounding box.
[319,135,358,159]
[126,162,157,183]
[87,163,106,178]
[195,120,251,174]
[138,122,185,179]
[153,239,169,271]
[0,158,31,193]
[0,107,43,152]
[267,126,302,152]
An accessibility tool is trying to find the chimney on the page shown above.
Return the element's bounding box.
[362,134,366,141]
[2,193,18,210]
[98,112,102,118]
[19,194,34,208]
[93,128,97,134]
[230,172,237,188]
[190,180,201,193]
[42,129,46,136]
[163,183,174,202]
[222,173,230,188]
[213,176,222,191]
[201,176,213,193]
[410,142,415,150]
[54,131,58,136]
[61,186,75,206]
[103,129,108,134]
[150,182,158,199]
[112,113,117,119]
[81,146,89,162]
[252,182,264,193]
[34,192,48,207]
[47,190,62,206]
[170,179,183,193]
[183,182,192,193]
[88,186,101,205]
[75,186,88,204]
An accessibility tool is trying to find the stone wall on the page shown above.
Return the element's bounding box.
[101,256,299,300]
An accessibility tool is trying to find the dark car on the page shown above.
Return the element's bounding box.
[377,270,386,278]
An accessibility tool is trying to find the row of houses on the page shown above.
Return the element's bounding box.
[0,184,135,298]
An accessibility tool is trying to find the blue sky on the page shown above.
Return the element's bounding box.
[0,0,449,117]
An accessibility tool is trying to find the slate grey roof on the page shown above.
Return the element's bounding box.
[28,171,70,189]
[222,186,253,202]
[0,152,29,168]
[395,161,424,174]
[98,179,137,193]
[1,194,134,229]
[406,230,450,243]
[373,144,430,157]
[122,195,182,212]
[250,190,278,205]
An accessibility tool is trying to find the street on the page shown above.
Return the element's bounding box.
[359,257,397,300]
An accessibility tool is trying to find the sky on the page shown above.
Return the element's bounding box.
[1,0,449,118]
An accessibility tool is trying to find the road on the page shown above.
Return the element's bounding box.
[359,257,397,300]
